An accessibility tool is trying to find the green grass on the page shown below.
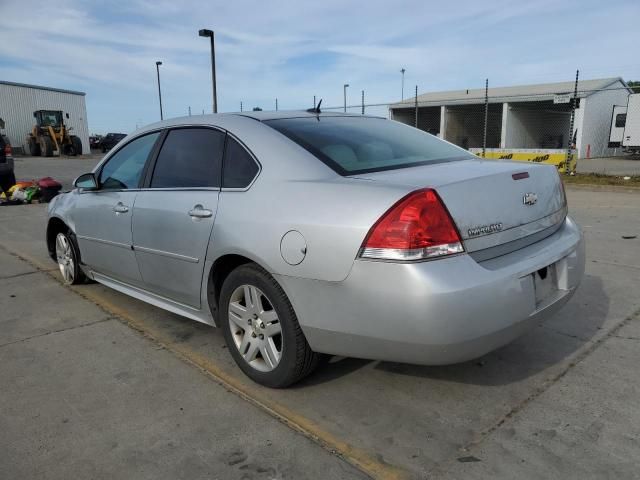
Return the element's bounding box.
[562,173,640,187]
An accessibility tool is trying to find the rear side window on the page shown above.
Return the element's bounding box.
[151,128,224,188]
[223,136,259,188]
[615,113,627,128]
[265,116,471,175]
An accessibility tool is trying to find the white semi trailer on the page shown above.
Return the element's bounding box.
[609,93,640,154]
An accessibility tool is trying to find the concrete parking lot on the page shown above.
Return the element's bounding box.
[577,156,640,176]
[1,157,639,479]
[11,153,102,190]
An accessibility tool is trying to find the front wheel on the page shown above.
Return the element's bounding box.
[55,231,87,285]
[70,136,82,156]
[219,264,321,388]
[28,137,41,156]
[40,136,54,157]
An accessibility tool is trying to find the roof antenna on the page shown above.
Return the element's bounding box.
[306,98,322,114]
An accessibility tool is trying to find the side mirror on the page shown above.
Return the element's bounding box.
[65,113,70,119]
[74,173,98,190]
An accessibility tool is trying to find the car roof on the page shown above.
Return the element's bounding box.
[129,110,387,143]
[232,110,384,121]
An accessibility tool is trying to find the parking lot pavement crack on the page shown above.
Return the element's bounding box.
[0,317,115,348]
[542,326,588,341]
[590,259,640,271]
[0,269,56,280]
[611,334,640,341]
[432,306,640,478]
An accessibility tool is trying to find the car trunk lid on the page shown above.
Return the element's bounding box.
[351,158,567,254]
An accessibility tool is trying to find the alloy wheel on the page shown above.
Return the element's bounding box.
[55,233,75,284]
[228,284,283,372]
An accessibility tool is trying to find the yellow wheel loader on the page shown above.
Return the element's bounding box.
[27,110,82,157]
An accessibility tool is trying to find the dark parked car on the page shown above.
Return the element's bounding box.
[99,133,126,153]
[89,135,103,150]
[0,134,15,197]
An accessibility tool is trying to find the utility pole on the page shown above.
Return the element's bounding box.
[567,69,580,174]
[401,68,406,101]
[482,78,488,158]
[343,83,349,112]
[275,98,278,111]
[155,61,163,120]
[361,90,365,115]
[414,85,418,128]
[198,29,217,113]
[188,106,191,116]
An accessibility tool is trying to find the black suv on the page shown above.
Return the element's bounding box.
[0,134,15,195]
[99,133,126,152]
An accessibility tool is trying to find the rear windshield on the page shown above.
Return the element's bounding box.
[264,116,471,175]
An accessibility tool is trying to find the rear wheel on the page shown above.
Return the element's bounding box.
[40,136,54,157]
[28,137,41,156]
[219,264,320,388]
[55,231,86,285]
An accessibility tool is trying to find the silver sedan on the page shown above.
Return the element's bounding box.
[46,111,585,387]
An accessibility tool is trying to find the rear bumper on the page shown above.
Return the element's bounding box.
[276,216,585,365]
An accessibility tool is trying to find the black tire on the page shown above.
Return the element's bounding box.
[62,144,74,156]
[219,263,320,388]
[70,136,82,156]
[54,230,87,285]
[28,137,41,156]
[41,136,54,157]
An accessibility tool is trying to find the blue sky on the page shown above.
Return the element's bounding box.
[0,0,638,133]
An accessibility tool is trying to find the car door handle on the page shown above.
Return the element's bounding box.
[113,203,129,214]
[188,205,213,218]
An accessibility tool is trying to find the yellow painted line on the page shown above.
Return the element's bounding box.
[1,244,408,480]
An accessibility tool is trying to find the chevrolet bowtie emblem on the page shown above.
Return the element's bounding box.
[523,192,538,205]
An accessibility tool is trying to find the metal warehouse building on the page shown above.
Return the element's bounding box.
[390,77,631,159]
[0,80,90,155]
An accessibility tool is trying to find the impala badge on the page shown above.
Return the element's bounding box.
[523,192,538,206]
[468,223,503,237]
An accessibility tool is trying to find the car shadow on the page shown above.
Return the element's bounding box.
[308,274,608,387]
[295,356,373,387]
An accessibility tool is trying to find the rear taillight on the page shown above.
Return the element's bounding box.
[4,144,11,156]
[360,188,464,261]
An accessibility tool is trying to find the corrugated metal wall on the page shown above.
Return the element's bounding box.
[0,82,90,154]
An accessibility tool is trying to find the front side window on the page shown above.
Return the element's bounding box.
[616,113,627,128]
[265,116,472,175]
[223,136,259,188]
[150,128,224,188]
[99,132,160,190]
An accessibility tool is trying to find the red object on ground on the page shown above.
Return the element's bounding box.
[37,177,62,189]
[37,177,63,203]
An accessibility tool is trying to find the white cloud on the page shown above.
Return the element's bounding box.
[0,0,638,133]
